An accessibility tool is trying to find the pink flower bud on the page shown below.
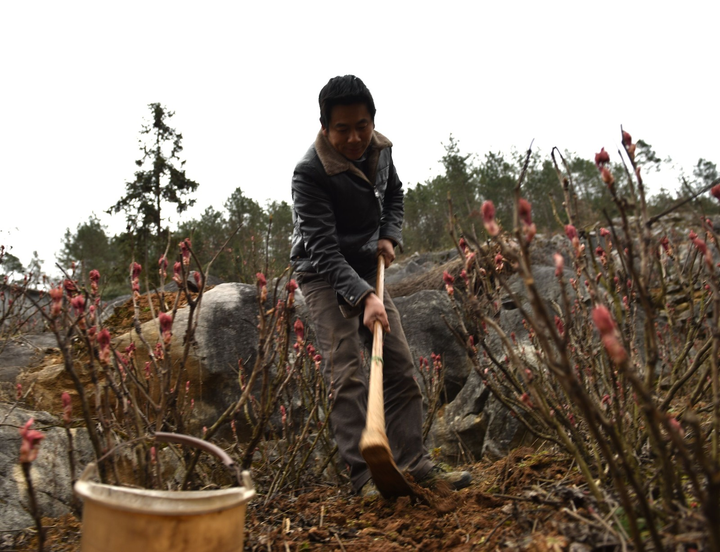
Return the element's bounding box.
[131,262,142,280]
[159,312,173,344]
[71,294,85,315]
[565,225,578,241]
[595,148,610,168]
[443,270,455,295]
[256,272,267,287]
[622,131,632,147]
[554,253,564,277]
[518,198,532,226]
[712,184,720,201]
[481,200,499,236]
[61,392,72,424]
[179,239,192,265]
[49,286,63,317]
[592,305,616,336]
[158,255,168,272]
[16,383,22,400]
[602,334,628,363]
[64,279,79,299]
[293,319,304,342]
[689,230,698,240]
[286,279,298,293]
[19,418,45,463]
[600,228,610,238]
[98,328,111,364]
[601,166,615,187]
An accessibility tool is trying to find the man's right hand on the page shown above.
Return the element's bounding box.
[363,292,390,333]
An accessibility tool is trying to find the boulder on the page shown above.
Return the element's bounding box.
[393,290,472,401]
[0,404,94,532]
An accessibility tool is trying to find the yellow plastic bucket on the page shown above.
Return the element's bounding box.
[74,433,255,552]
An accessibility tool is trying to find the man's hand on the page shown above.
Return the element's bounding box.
[363,292,390,333]
[377,238,396,268]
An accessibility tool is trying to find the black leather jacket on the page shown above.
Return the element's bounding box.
[290,130,404,308]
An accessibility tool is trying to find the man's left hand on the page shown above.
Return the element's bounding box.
[377,239,396,268]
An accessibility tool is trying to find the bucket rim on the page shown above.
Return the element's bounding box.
[75,479,256,516]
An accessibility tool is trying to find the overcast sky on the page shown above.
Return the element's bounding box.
[1,1,718,274]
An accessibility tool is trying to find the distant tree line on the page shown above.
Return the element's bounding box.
[402,135,719,254]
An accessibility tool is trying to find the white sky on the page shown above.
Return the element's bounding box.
[1,1,718,274]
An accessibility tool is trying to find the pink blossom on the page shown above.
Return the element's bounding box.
[712,184,720,201]
[64,279,78,297]
[294,319,305,342]
[593,305,628,363]
[158,255,168,278]
[600,228,610,238]
[286,279,298,293]
[565,225,578,241]
[602,334,628,363]
[554,253,564,277]
[689,230,698,240]
[481,200,499,236]
[594,148,610,168]
[159,312,173,345]
[49,286,63,317]
[19,418,44,463]
[61,392,72,424]
[518,198,532,226]
[601,166,614,187]
[442,270,455,296]
[179,238,192,265]
[16,383,22,401]
[494,254,504,271]
[173,262,183,285]
[692,238,714,269]
[622,131,632,147]
[193,271,202,288]
[98,328,111,364]
[131,262,142,280]
[592,305,616,336]
[71,294,85,316]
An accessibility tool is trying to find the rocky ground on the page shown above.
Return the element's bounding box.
[3,446,708,551]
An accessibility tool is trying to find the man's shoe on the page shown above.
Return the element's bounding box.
[420,465,472,491]
[359,481,379,498]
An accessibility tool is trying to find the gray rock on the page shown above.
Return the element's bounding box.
[0,404,93,532]
[394,290,472,401]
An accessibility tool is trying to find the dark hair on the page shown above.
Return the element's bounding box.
[318,75,376,128]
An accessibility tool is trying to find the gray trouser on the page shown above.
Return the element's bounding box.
[299,273,434,492]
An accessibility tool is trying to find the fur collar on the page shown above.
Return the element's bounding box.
[315,130,393,184]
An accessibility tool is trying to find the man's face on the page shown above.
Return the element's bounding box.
[322,103,374,161]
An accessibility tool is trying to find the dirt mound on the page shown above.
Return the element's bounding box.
[11,447,703,551]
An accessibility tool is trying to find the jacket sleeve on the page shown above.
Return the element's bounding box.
[292,165,374,307]
[379,151,404,250]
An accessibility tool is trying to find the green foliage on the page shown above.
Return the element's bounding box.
[174,191,293,283]
[108,103,199,263]
[0,251,24,278]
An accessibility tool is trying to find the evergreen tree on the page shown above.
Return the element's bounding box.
[108,103,199,264]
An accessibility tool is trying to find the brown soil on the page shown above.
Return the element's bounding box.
[5,447,707,551]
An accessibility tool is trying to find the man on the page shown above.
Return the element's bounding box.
[290,75,471,496]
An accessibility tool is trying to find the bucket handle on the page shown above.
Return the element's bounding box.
[78,432,252,490]
[154,432,247,487]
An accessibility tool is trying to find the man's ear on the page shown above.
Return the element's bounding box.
[321,123,328,137]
